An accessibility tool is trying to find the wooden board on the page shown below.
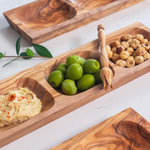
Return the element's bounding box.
[3,0,144,44]
[0,22,150,147]
[50,107,150,150]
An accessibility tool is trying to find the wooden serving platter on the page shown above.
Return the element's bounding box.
[50,107,150,150]
[0,22,150,147]
[3,0,143,44]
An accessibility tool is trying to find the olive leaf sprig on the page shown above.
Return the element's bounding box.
[0,36,53,67]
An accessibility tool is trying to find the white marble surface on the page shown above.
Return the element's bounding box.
[0,0,150,149]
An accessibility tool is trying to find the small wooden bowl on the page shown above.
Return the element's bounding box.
[0,22,150,147]
[50,107,150,150]
[3,0,143,44]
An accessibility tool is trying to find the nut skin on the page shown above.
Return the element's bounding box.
[120,51,129,60]
[112,53,120,63]
[141,39,148,44]
[116,59,126,67]
[128,39,140,49]
[132,51,137,58]
[121,34,133,41]
[111,47,117,53]
[116,45,125,54]
[135,56,144,65]
[126,56,135,68]
[111,40,120,48]
[127,47,134,56]
[136,47,146,56]
[121,41,129,49]
[133,34,144,43]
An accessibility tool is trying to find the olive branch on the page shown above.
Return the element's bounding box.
[0,36,53,67]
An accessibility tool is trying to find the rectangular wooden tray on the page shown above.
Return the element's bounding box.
[0,22,150,147]
[3,0,143,44]
[50,107,150,150]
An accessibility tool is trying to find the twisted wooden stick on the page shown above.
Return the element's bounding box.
[98,25,113,91]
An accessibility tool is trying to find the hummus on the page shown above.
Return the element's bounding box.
[0,87,42,127]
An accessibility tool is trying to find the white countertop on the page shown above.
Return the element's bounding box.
[0,0,150,149]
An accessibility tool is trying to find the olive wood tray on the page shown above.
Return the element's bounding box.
[3,0,143,44]
[0,22,150,147]
[51,107,150,150]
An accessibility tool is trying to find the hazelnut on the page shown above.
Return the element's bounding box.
[127,47,134,56]
[128,39,140,49]
[144,53,150,60]
[136,47,146,56]
[106,45,111,51]
[111,47,117,53]
[112,53,120,63]
[141,43,150,50]
[133,34,144,43]
[121,34,133,41]
[132,51,137,58]
[106,48,113,59]
[120,51,129,60]
[121,41,129,49]
[116,45,124,54]
[111,40,120,48]
[126,56,135,68]
[135,56,144,65]
[116,59,126,67]
[128,39,133,43]
[141,39,148,44]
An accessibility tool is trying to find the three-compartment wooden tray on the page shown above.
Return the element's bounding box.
[3,0,143,44]
[0,22,150,147]
[50,107,150,150]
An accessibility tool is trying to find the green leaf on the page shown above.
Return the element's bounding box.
[33,43,53,58]
[16,36,22,55]
[20,52,32,59]
[3,57,19,67]
[0,52,3,59]
[26,48,34,57]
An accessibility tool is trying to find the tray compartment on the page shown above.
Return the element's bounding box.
[14,0,77,31]
[69,0,116,11]
[43,49,106,94]
[0,77,55,131]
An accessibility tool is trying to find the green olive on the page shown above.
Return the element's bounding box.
[62,79,77,95]
[66,55,82,67]
[48,70,64,87]
[83,59,100,74]
[77,74,95,91]
[67,63,83,81]
[56,63,67,74]
[93,69,102,84]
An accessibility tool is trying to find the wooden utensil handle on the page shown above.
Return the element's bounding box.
[97,25,109,68]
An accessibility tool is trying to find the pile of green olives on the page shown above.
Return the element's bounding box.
[48,55,102,95]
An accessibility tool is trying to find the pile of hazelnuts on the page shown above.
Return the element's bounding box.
[106,34,150,68]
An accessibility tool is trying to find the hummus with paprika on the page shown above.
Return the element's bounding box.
[0,87,42,127]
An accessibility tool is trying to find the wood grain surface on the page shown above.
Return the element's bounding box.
[0,22,150,148]
[50,108,150,150]
[15,0,76,30]
[3,0,144,44]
